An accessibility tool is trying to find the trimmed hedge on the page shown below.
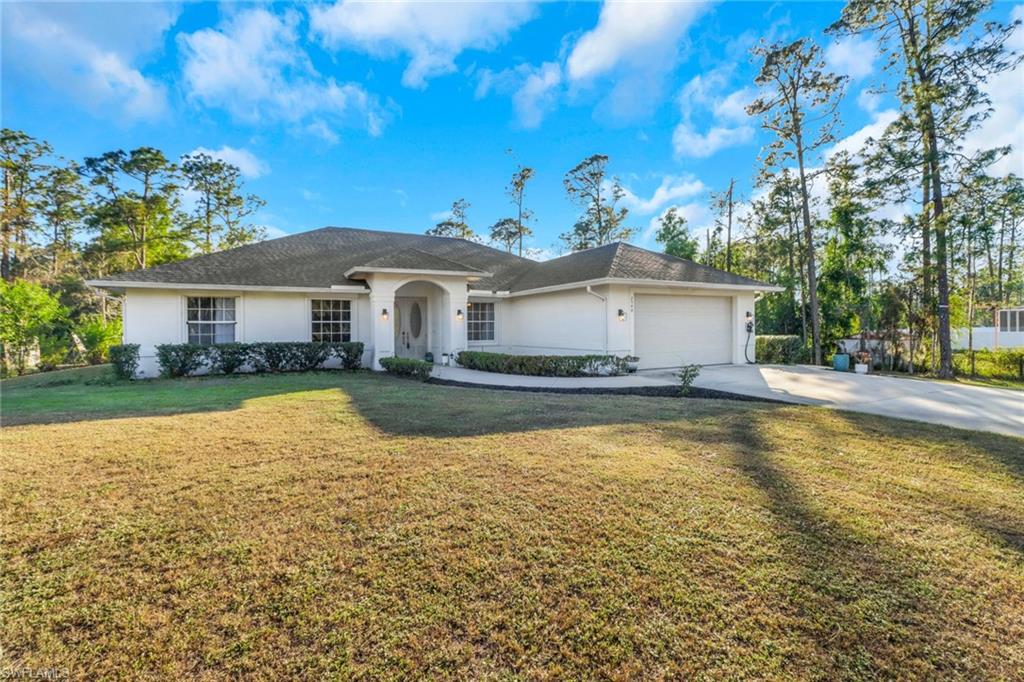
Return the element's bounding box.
[210,343,250,374]
[456,350,632,377]
[109,344,140,380]
[155,341,364,378]
[155,344,210,378]
[756,335,806,364]
[379,356,433,381]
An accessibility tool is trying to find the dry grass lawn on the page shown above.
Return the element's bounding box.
[2,369,1023,680]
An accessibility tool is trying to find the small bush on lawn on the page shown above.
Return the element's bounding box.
[677,364,701,396]
[756,335,805,364]
[457,350,631,377]
[156,344,211,378]
[210,343,251,375]
[380,356,433,381]
[109,344,140,380]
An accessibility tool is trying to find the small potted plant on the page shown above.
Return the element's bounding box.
[854,350,870,374]
[624,355,640,373]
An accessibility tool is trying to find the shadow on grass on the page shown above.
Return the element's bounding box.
[1,370,778,437]
[712,412,947,675]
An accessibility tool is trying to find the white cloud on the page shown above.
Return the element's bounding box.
[964,5,1024,178]
[309,1,537,89]
[2,2,176,121]
[827,108,900,161]
[672,67,755,158]
[476,61,562,128]
[189,145,269,179]
[567,1,707,81]
[825,35,876,80]
[179,8,393,142]
[621,175,706,215]
[673,123,755,159]
[566,0,712,121]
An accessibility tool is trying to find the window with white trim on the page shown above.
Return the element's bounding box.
[311,299,351,342]
[1000,309,1022,332]
[187,297,236,344]
[467,301,494,342]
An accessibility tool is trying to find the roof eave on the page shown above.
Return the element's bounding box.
[506,277,783,297]
[85,279,370,293]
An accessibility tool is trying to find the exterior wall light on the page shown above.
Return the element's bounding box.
[381,307,389,320]
[456,309,464,320]
[617,309,626,321]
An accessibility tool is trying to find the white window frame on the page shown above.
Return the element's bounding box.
[185,296,238,344]
[310,298,353,343]
[467,301,496,343]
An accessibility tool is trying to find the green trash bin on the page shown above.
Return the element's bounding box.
[832,353,850,371]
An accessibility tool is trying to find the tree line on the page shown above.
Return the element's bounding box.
[427,0,1023,379]
[0,131,266,373]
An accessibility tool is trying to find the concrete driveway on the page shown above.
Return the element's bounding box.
[680,364,1023,437]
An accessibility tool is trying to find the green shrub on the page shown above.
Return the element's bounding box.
[756,335,806,364]
[156,344,211,378]
[330,341,364,369]
[379,356,433,381]
[249,342,303,372]
[456,351,631,377]
[953,348,1024,380]
[293,342,333,371]
[677,364,701,396]
[109,344,141,380]
[209,343,251,374]
[75,315,123,364]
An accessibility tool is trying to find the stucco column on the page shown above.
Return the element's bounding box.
[444,288,469,363]
[369,291,396,369]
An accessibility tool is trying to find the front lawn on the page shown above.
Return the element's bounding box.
[2,371,1022,679]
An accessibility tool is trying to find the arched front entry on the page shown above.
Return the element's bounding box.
[393,280,447,361]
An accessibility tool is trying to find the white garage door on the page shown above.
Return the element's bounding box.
[634,294,733,369]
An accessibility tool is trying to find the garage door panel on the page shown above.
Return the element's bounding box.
[635,295,732,369]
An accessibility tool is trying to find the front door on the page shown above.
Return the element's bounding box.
[394,297,428,359]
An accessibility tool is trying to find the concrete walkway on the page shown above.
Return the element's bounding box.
[431,364,1023,437]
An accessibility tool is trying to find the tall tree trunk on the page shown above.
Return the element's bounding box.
[795,142,822,365]
[726,177,734,273]
[926,121,954,378]
[1,171,10,281]
[921,161,932,307]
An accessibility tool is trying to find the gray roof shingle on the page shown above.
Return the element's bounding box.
[96,226,772,292]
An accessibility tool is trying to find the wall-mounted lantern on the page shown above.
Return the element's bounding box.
[456,309,464,321]
[381,307,389,321]
[617,309,626,321]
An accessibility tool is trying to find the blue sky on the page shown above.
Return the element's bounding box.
[3,1,1021,258]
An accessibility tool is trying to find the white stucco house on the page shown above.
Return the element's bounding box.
[953,306,1024,350]
[87,226,781,377]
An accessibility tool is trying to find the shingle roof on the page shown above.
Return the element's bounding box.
[96,226,772,292]
[350,248,486,275]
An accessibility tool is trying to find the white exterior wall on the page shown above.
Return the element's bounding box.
[124,288,372,377]
[122,281,762,376]
[492,288,609,355]
[953,327,1024,350]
